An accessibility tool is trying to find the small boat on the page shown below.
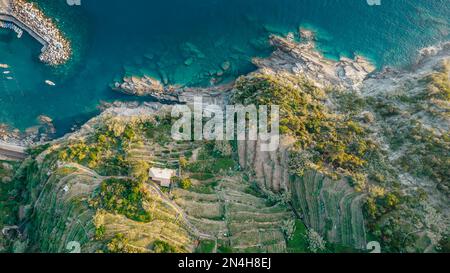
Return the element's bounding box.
[45,80,56,86]
[6,76,13,80]
[3,71,10,74]
[0,64,9,69]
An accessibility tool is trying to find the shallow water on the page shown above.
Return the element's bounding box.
[0,0,449,133]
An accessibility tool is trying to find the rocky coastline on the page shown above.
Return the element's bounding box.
[112,75,234,105]
[4,28,446,151]
[112,29,376,104]
[0,18,449,252]
[0,115,56,148]
[253,31,375,91]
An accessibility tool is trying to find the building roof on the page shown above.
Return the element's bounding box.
[149,167,176,180]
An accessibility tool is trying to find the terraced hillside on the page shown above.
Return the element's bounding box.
[127,140,200,169]
[0,35,448,253]
[13,156,195,253]
[232,36,449,252]
[291,170,366,249]
[27,163,106,252]
[173,174,293,253]
[0,104,296,253]
[0,107,200,253]
[237,138,367,250]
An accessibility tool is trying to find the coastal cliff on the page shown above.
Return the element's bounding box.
[233,34,449,252]
[233,33,375,249]
[0,31,448,253]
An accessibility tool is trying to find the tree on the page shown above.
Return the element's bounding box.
[307,229,326,253]
[107,234,133,253]
[179,156,189,169]
[129,160,150,183]
[153,240,176,253]
[179,178,192,190]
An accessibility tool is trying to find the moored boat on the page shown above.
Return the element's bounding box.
[45,80,56,86]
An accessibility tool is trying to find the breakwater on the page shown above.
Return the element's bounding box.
[0,0,71,65]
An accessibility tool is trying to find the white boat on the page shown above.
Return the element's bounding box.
[3,71,10,74]
[0,64,9,69]
[45,80,56,86]
[6,76,13,80]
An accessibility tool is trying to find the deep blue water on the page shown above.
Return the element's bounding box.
[0,0,449,133]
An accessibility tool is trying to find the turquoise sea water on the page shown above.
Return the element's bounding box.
[0,0,449,134]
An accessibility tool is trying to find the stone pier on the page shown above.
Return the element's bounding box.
[0,0,71,65]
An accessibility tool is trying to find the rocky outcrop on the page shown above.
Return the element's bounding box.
[113,76,168,98]
[253,34,375,91]
[113,75,233,105]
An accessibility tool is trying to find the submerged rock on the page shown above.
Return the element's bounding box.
[38,115,53,124]
[180,42,206,59]
[113,75,165,97]
[221,61,231,71]
[184,57,194,66]
[299,28,315,42]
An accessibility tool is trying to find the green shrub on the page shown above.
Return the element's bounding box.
[90,178,153,222]
[179,178,192,190]
[234,74,376,184]
[107,233,141,253]
[424,60,450,101]
[196,240,216,253]
[153,240,177,253]
[129,160,151,183]
[287,220,308,253]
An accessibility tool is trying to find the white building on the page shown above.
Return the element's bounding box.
[149,167,176,188]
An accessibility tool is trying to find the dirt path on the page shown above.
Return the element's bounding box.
[146,182,215,240]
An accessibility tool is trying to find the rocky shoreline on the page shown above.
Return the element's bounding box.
[1,18,449,252]
[112,29,376,103]
[0,115,56,147]
[112,75,234,105]
[253,31,375,91]
[3,28,447,152]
